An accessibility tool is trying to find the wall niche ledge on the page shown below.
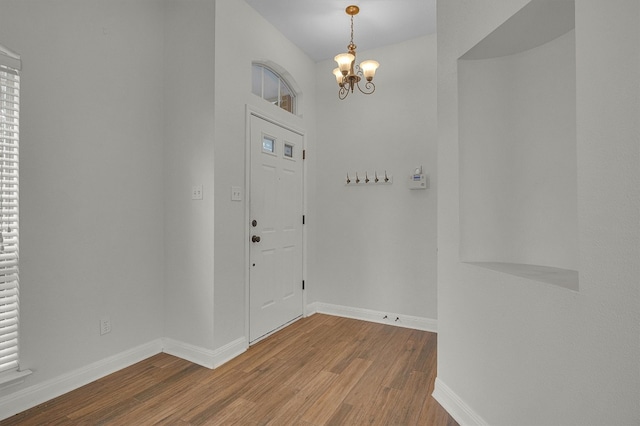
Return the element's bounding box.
[464,262,579,291]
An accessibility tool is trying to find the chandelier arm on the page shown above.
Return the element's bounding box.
[353,65,373,95]
[338,85,350,100]
[356,80,376,95]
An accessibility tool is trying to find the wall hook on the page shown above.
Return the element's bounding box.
[345,170,392,186]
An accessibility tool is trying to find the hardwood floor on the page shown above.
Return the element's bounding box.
[2,314,458,425]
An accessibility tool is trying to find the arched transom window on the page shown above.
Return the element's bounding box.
[252,63,296,114]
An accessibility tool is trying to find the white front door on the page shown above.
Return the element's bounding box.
[249,114,304,343]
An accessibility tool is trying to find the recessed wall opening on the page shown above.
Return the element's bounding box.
[457,0,578,290]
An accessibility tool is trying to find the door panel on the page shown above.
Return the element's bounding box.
[249,115,303,343]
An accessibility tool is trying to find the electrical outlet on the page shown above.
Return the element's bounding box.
[100,316,112,335]
[192,185,203,200]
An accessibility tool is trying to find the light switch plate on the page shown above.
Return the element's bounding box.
[231,186,242,201]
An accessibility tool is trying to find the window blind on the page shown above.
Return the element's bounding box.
[0,63,19,375]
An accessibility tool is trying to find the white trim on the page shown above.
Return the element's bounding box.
[0,339,163,421]
[0,43,21,70]
[211,338,247,368]
[244,105,252,350]
[246,105,305,136]
[252,59,303,117]
[244,105,306,348]
[0,44,19,60]
[307,302,438,333]
[0,369,32,387]
[162,337,246,370]
[432,377,489,426]
[305,302,319,316]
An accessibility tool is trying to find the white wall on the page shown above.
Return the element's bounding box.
[163,0,318,357]
[163,0,217,355]
[312,35,438,321]
[0,0,165,397]
[459,30,578,271]
[212,0,317,349]
[436,0,639,424]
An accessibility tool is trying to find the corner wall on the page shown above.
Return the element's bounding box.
[312,35,438,323]
[163,0,217,359]
[0,0,165,409]
[212,0,317,349]
[163,0,318,358]
[436,1,640,424]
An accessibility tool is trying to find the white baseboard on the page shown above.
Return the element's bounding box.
[306,302,437,333]
[162,337,247,369]
[0,336,250,421]
[211,337,247,368]
[0,339,163,421]
[432,377,489,426]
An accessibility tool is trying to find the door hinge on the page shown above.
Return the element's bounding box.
[303,149,306,160]
[302,280,305,290]
[302,215,305,225]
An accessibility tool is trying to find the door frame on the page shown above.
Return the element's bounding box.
[244,105,307,346]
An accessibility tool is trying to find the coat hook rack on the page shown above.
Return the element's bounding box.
[345,170,393,186]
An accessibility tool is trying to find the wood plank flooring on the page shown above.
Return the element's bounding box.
[2,314,458,425]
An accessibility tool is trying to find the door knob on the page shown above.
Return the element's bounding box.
[252,235,261,243]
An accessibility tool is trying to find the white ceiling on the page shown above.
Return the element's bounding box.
[244,0,437,62]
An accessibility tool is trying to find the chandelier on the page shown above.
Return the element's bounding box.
[332,5,379,100]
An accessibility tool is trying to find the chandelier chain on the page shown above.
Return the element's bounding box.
[350,15,354,46]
